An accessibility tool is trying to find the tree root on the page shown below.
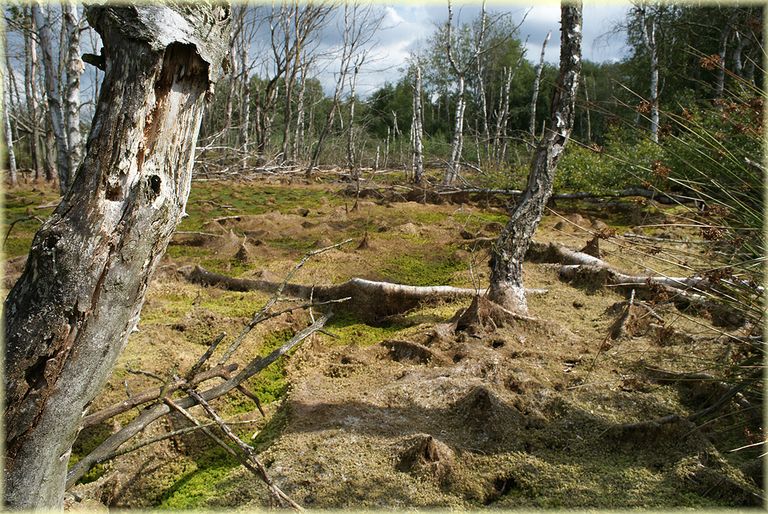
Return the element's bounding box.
[527,241,746,328]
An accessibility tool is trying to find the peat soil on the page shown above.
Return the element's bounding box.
[3,175,763,510]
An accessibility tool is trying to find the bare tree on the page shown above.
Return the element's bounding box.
[443,0,488,186]
[411,62,425,184]
[488,0,582,313]
[23,7,43,180]
[31,1,70,192]
[62,0,83,176]
[346,55,364,175]
[634,1,660,142]
[529,30,550,142]
[2,29,18,185]
[3,4,230,509]
[279,2,333,163]
[493,43,526,162]
[307,2,383,175]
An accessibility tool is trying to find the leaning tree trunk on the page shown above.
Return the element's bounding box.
[488,1,582,314]
[3,5,229,509]
[32,2,70,193]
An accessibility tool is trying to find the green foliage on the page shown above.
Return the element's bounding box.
[662,92,763,256]
[556,130,664,193]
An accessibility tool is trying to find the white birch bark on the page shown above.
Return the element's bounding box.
[62,1,83,176]
[489,1,582,313]
[529,30,551,142]
[411,63,424,184]
[32,1,70,192]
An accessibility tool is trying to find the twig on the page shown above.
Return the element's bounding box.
[68,315,330,487]
[185,332,227,380]
[187,389,304,511]
[236,385,266,417]
[3,215,44,244]
[103,419,261,462]
[216,239,353,365]
[126,368,166,384]
[82,363,237,428]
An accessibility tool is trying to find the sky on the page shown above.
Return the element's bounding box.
[4,2,633,107]
[324,1,632,97]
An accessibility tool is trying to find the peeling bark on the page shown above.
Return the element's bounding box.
[488,2,582,313]
[3,5,230,509]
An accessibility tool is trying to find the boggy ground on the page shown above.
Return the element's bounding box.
[3,174,763,510]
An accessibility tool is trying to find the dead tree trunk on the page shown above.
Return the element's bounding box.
[3,5,230,509]
[32,2,70,193]
[3,63,18,186]
[24,7,43,181]
[638,4,659,143]
[488,1,582,313]
[443,0,487,186]
[347,59,362,176]
[411,63,424,184]
[529,30,550,143]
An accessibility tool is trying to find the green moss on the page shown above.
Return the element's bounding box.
[158,447,240,510]
[325,312,411,347]
[378,252,465,286]
[69,423,114,485]
[140,292,196,326]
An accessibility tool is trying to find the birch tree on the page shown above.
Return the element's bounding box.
[2,43,18,185]
[443,0,488,186]
[488,0,582,314]
[633,2,660,143]
[23,7,43,180]
[31,1,70,192]
[62,0,83,176]
[307,2,382,175]
[529,30,550,142]
[3,4,230,508]
[411,62,425,184]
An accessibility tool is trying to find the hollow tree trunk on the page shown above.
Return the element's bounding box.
[488,1,582,314]
[3,5,229,509]
[32,2,70,193]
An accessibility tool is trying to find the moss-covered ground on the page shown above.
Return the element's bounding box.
[2,173,762,510]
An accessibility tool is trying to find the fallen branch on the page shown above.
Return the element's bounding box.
[187,389,303,511]
[103,419,261,462]
[182,266,547,324]
[3,215,44,244]
[82,363,237,429]
[67,314,330,488]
